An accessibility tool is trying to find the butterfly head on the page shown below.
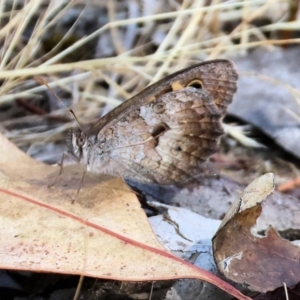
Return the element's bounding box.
[67,129,89,163]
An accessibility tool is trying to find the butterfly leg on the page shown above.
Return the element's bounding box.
[71,169,87,204]
[48,151,72,188]
[48,151,86,204]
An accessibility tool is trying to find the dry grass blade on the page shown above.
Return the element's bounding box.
[0,0,298,158]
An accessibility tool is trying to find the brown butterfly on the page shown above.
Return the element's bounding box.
[67,59,238,187]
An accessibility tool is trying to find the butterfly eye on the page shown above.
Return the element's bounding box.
[187,79,203,89]
[76,134,86,147]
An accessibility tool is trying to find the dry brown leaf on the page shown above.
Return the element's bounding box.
[213,173,300,293]
[0,133,251,300]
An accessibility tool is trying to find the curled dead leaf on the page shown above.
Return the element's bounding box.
[213,173,300,293]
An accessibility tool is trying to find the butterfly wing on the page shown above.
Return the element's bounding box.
[85,60,238,185]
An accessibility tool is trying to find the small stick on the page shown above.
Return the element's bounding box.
[149,281,154,300]
[277,177,300,192]
[73,275,84,300]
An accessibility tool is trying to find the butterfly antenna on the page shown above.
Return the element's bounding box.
[35,77,82,130]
